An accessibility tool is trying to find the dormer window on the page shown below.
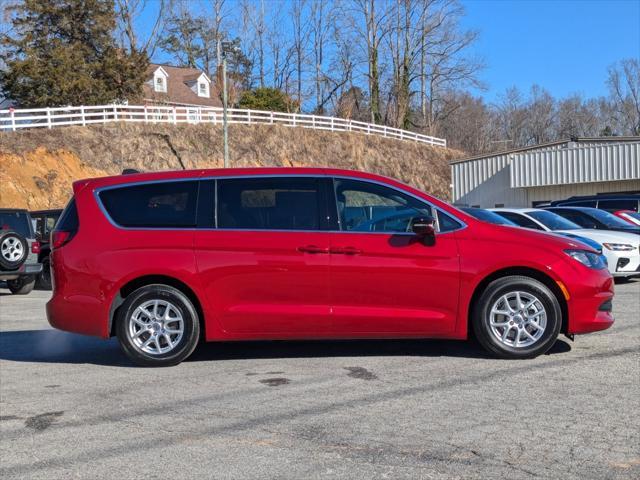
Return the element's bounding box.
[197,80,209,98]
[155,76,166,93]
[152,67,168,93]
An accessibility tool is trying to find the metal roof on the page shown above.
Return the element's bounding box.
[450,137,640,165]
[510,141,640,188]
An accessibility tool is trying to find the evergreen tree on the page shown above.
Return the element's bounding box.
[238,87,297,112]
[0,0,148,107]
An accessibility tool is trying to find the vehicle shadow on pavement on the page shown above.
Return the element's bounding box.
[0,328,572,367]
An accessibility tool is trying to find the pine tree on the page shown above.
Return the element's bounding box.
[0,0,148,107]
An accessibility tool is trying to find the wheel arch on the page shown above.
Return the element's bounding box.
[468,266,569,337]
[109,274,205,338]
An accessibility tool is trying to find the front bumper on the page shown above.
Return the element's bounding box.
[566,269,615,335]
[604,248,640,277]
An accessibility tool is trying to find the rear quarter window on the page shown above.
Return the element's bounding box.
[57,199,79,231]
[99,181,199,228]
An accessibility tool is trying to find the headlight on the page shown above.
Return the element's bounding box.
[565,249,607,269]
[603,243,636,251]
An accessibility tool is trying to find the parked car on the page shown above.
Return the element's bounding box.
[0,209,42,294]
[47,168,614,366]
[492,208,639,278]
[460,207,519,226]
[464,208,606,261]
[613,210,640,226]
[30,209,63,289]
[543,207,640,236]
[550,193,639,212]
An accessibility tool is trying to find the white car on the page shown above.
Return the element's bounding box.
[491,208,640,278]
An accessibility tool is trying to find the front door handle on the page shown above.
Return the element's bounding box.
[297,245,329,254]
[330,246,363,255]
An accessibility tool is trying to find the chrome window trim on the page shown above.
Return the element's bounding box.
[94,173,467,234]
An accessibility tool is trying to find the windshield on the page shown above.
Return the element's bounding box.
[0,211,33,238]
[586,208,638,228]
[527,210,581,230]
[463,208,517,226]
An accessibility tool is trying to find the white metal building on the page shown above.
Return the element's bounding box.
[451,137,640,208]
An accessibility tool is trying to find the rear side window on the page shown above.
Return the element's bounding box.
[552,210,598,228]
[99,181,198,228]
[217,178,321,230]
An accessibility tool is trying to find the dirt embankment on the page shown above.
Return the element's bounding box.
[0,123,464,209]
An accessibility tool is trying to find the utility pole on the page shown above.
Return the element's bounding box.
[222,51,229,168]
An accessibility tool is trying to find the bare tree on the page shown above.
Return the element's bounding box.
[345,0,390,124]
[435,91,494,153]
[607,58,640,135]
[290,0,309,109]
[212,0,226,68]
[267,7,296,93]
[556,95,601,138]
[159,3,206,69]
[526,85,556,144]
[241,0,267,87]
[419,0,483,135]
[494,87,529,148]
[115,0,169,57]
[310,0,334,113]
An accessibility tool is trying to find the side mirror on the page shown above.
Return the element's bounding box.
[411,216,436,246]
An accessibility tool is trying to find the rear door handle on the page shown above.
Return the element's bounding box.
[330,246,363,255]
[297,245,329,254]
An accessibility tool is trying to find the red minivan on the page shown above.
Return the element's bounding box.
[47,168,614,366]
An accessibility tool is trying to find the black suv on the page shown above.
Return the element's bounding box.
[0,209,42,294]
[550,194,640,212]
[30,209,62,289]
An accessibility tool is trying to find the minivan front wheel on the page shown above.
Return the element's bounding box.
[472,276,562,359]
[116,285,200,367]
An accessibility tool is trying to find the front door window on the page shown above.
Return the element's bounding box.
[333,178,432,233]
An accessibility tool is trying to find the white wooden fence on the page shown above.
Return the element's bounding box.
[0,104,447,147]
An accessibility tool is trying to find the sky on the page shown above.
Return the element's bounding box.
[461,0,640,101]
[139,0,640,103]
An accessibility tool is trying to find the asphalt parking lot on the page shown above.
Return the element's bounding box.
[0,281,638,479]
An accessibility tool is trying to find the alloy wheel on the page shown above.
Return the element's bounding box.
[128,299,184,355]
[489,291,547,348]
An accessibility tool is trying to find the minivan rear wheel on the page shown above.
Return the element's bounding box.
[116,284,200,367]
[472,276,562,359]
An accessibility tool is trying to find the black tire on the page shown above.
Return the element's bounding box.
[37,256,52,290]
[0,231,28,270]
[472,275,562,359]
[7,275,36,295]
[116,284,201,367]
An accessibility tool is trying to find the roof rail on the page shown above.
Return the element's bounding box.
[121,168,141,175]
